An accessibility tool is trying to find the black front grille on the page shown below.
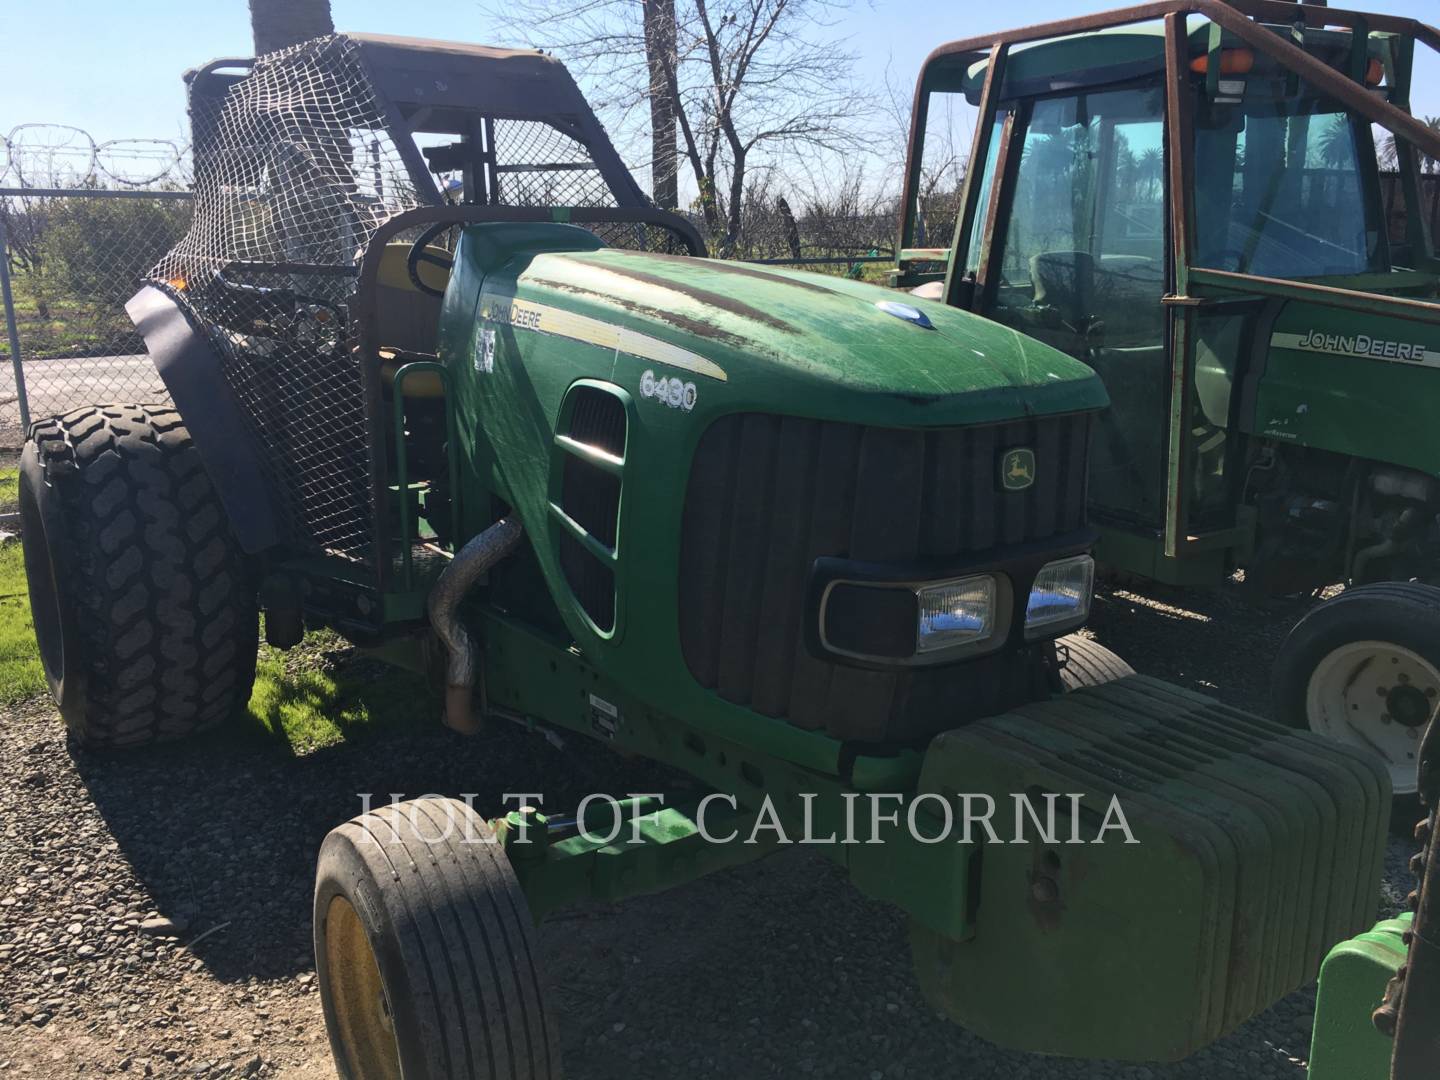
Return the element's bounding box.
[678,412,1090,743]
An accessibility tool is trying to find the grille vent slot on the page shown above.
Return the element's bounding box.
[553,384,627,634]
[566,386,627,456]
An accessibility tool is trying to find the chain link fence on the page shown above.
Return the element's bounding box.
[4,132,1431,453]
[0,125,194,446]
[0,182,907,449]
[0,188,188,445]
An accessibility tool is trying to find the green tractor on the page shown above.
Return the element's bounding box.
[13,27,1415,1080]
[892,0,1440,804]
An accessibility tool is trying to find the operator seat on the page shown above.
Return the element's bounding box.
[373,241,450,398]
[1030,250,1096,333]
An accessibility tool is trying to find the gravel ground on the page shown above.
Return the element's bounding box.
[0,575,1420,1080]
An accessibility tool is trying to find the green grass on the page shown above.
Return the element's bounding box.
[0,463,432,751]
[0,274,142,362]
[0,539,47,705]
[239,628,433,755]
[0,467,43,702]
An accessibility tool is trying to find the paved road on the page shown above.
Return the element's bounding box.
[0,352,167,442]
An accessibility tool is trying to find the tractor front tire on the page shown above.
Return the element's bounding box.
[19,405,258,749]
[1054,633,1136,693]
[315,797,562,1080]
[1273,582,1440,801]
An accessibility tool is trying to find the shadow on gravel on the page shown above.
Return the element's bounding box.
[67,679,676,986]
[24,577,1380,1078]
[1087,575,1324,717]
[65,576,1329,994]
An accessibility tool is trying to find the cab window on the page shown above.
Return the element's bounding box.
[1193,91,1387,277]
[983,84,1170,526]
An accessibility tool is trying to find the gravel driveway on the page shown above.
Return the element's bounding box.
[0,577,1419,1079]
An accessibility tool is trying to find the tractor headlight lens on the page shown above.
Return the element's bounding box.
[916,575,997,653]
[1025,555,1095,638]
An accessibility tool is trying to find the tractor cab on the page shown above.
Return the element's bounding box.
[895,1,1440,591]
[153,33,703,625]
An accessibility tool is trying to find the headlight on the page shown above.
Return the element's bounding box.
[1025,554,1095,638]
[916,575,997,653]
[817,572,1002,665]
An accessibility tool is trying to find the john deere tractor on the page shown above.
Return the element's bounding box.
[892,0,1440,805]
[15,30,1408,1080]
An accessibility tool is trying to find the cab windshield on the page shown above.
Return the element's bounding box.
[1193,92,1387,278]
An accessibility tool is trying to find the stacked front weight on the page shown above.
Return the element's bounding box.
[910,675,1390,1063]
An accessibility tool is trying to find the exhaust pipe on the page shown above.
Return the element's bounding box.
[427,516,523,734]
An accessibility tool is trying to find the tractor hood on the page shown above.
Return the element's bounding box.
[491,243,1106,428]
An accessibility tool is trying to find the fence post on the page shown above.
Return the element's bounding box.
[0,217,32,432]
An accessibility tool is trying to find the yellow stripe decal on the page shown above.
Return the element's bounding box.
[480,295,728,382]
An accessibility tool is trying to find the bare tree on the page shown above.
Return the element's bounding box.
[879,61,971,248]
[643,0,679,209]
[484,0,864,251]
[248,0,335,55]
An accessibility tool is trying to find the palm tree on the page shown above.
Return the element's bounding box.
[248,0,334,55]
[1137,147,1163,201]
[1379,116,1440,174]
[1424,116,1440,175]
[1317,116,1352,170]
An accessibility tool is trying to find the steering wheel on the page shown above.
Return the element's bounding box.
[406,222,456,298]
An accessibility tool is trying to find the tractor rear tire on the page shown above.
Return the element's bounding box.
[1273,582,1440,801]
[1054,633,1135,692]
[315,797,562,1080]
[19,405,258,749]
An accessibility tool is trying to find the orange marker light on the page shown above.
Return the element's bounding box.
[1190,48,1256,76]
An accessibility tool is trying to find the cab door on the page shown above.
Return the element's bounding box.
[972,83,1172,529]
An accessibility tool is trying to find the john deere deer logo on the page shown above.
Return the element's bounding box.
[1001,448,1035,491]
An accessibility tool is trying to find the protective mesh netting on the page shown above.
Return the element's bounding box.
[491,119,618,208]
[154,36,420,562]
[151,35,685,564]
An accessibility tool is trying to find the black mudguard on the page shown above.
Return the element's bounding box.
[125,284,280,554]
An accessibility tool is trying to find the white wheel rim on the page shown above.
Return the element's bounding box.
[1305,640,1438,795]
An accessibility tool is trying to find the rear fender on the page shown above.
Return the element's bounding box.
[125,284,280,553]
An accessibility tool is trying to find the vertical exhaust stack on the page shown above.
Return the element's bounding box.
[428,518,524,734]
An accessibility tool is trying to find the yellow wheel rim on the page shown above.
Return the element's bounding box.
[324,895,403,1080]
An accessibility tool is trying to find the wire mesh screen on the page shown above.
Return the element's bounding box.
[584,219,697,255]
[143,36,696,562]
[491,120,618,208]
[154,36,427,562]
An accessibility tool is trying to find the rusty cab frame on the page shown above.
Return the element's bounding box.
[894,0,1440,585]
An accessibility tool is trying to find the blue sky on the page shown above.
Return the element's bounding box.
[3,0,1438,175]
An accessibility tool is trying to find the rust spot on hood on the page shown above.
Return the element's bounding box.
[624,250,838,295]
[582,258,802,331]
[526,277,760,352]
